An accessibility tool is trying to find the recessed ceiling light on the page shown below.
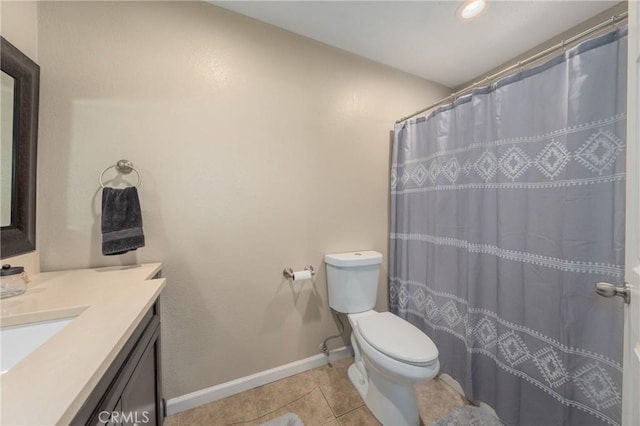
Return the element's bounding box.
[459,0,486,20]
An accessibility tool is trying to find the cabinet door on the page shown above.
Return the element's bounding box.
[93,398,121,426]
[109,400,123,426]
[120,335,158,426]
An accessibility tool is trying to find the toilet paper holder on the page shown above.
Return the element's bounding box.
[283,265,315,280]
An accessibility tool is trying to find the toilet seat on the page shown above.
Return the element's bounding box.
[357,312,438,366]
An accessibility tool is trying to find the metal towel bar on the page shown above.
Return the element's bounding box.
[99,159,141,188]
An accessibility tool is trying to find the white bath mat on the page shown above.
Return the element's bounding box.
[259,412,304,426]
[431,406,503,426]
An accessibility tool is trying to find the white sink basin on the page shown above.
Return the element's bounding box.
[1,316,76,374]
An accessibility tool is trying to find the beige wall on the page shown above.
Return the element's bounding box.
[0,1,38,62]
[36,1,449,398]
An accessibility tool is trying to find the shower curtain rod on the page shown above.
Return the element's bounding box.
[395,10,629,124]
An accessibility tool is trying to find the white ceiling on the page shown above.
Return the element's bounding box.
[212,1,620,88]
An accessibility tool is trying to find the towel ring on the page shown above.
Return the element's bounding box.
[99,159,142,188]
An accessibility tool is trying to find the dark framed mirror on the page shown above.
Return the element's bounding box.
[1,37,39,258]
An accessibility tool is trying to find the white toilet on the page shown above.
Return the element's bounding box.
[325,251,439,426]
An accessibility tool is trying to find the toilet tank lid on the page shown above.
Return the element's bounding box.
[324,251,383,267]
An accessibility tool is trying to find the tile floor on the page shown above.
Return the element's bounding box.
[164,357,468,426]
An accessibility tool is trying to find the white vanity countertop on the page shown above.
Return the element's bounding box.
[0,263,165,425]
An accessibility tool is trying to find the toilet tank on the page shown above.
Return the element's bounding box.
[324,251,383,313]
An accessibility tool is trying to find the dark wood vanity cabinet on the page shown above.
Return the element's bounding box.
[71,297,164,426]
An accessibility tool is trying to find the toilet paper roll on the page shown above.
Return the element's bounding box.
[292,270,313,281]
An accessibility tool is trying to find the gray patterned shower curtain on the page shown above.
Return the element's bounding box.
[390,29,627,426]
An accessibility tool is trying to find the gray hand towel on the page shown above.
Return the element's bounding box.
[101,187,145,256]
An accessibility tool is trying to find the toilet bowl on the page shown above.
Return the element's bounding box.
[347,310,439,426]
[324,251,440,426]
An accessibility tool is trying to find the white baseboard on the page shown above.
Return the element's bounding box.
[166,346,353,416]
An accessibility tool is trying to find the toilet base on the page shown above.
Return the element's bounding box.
[347,363,368,398]
[347,362,420,426]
